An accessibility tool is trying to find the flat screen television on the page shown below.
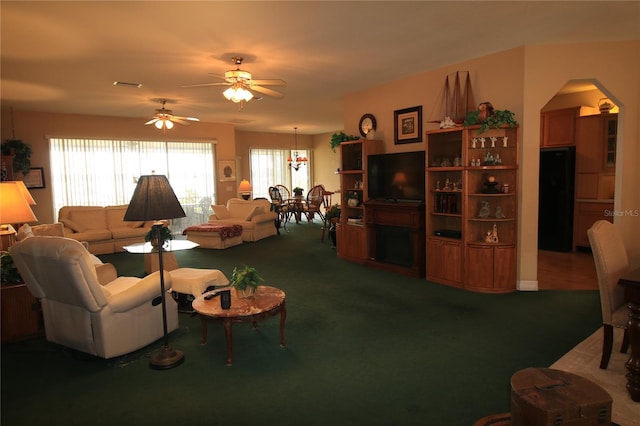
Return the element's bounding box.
[367,151,425,202]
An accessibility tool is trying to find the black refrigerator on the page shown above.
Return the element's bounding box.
[538,146,576,251]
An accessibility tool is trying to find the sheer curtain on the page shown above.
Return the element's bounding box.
[249,148,311,199]
[49,138,216,232]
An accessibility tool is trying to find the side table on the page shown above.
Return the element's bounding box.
[192,286,286,366]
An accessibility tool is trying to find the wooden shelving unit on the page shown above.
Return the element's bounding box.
[336,139,383,263]
[426,125,519,293]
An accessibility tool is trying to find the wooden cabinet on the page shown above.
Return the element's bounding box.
[1,283,42,343]
[336,223,366,262]
[541,108,579,147]
[426,125,519,293]
[575,114,617,200]
[573,201,614,249]
[540,107,596,148]
[336,139,382,263]
[426,237,462,285]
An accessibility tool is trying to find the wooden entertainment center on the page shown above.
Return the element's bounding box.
[337,124,518,292]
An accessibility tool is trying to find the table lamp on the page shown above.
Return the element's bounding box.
[0,181,38,250]
[123,174,186,370]
[238,179,252,200]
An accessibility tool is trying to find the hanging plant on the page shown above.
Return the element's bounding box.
[1,139,32,175]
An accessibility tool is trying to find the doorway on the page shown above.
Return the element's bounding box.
[537,80,619,289]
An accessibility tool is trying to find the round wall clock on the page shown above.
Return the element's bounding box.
[359,113,377,137]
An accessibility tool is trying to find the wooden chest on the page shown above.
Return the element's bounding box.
[510,368,612,426]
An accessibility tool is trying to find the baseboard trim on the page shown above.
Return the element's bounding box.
[518,280,538,291]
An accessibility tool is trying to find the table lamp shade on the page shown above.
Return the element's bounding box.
[124,175,186,222]
[0,182,38,224]
[16,181,36,205]
[238,179,252,192]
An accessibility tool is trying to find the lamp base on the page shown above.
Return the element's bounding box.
[149,345,185,370]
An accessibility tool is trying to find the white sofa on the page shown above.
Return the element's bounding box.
[58,205,153,254]
[208,198,277,242]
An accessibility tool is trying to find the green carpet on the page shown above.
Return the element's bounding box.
[1,222,602,425]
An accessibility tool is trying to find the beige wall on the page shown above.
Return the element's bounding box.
[343,40,639,290]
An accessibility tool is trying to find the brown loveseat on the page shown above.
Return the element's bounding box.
[58,205,153,254]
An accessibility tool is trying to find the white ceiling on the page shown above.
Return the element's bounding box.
[1,1,638,135]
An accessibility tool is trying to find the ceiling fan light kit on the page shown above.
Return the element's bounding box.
[182,56,285,105]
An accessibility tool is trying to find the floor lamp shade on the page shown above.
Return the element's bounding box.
[123,174,185,370]
[124,175,186,222]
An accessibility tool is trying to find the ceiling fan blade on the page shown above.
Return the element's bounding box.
[171,118,191,125]
[250,85,284,99]
[181,82,230,88]
[206,73,227,80]
[251,79,286,87]
[145,118,159,125]
[172,115,200,122]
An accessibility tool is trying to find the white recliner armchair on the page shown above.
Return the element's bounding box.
[10,236,179,359]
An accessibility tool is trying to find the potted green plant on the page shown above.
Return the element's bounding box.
[324,204,341,247]
[330,132,359,153]
[463,109,517,134]
[293,187,305,197]
[145,225,173,248]
[1,251,22,285]
[1,139,32,175]
[231,265,264,298]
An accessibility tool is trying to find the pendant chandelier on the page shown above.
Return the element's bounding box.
[287,127,307,171]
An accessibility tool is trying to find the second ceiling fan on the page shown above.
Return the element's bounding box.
[145,99,200,131]
[182,56,286,103]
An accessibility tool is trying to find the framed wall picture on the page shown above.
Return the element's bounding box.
[15,167,45,189]
[394,106,423,144]
[218,160,236,182]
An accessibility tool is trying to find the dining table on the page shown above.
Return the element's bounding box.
[618,266,640,402]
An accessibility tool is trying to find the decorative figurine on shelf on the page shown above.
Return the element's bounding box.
[436,180,441,191]
[484,223,499,243]
[472,138,477,148]
[443,178,451,191]
[477,102,495,122]
[503,136,508,148]
[490,137,497,148]
[495,205,506,219]
[440,116,457,129]
[483,176,500,194]
[480,137,486,148]
[478,201,490,218]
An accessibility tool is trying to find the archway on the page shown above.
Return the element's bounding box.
[536,79,621,290]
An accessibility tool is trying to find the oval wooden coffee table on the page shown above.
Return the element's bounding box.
[192,286,286,366]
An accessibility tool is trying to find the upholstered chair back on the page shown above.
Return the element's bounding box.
[10,236,108,311]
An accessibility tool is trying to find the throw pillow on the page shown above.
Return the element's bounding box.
[31,223,65,236]
[60,218,88,233]
[16,224,34,241]
[245,206,264,221]
[211,205,231,220]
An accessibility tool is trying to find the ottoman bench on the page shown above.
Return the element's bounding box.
[169,268,230,312]
[182,224,243,249]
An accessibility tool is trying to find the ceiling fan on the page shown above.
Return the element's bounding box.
[145,99,200,130]
[182,57,286,103]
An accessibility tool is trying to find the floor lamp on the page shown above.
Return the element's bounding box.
[124,175,186,370]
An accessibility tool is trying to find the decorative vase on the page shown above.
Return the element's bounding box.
[347,198,359,207]
[237,287,256,298]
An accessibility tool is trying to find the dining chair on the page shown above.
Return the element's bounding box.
[269,185,292,227]
[320,190,334,241]
[587,220,630,369]
[302,184,326,224]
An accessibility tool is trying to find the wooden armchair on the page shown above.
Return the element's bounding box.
[269,185,293,226]
[302,184,326,224]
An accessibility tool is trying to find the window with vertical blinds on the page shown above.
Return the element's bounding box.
[49,138,216,232]
[249,148,310,199]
